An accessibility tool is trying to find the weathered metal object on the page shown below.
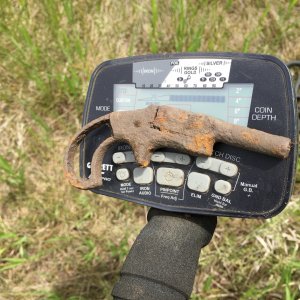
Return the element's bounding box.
[64,105,291,190]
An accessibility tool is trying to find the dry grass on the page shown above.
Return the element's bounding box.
[0,0,300,299]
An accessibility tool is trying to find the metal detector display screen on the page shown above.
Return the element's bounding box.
[113,84,254,127]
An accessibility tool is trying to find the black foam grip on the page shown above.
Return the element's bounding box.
[112,208,217,300]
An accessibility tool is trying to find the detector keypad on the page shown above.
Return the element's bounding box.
[114,151,235,196]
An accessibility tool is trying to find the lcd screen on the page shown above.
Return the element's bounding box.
[113,84,254,127]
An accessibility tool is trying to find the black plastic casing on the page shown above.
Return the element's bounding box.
[80,53,297,218]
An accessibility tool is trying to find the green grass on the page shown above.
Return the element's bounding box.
[1,0,300,299]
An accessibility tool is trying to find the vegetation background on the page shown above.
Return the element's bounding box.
[1,0,300,299]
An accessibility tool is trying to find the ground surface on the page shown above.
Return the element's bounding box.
[1,1,300,299]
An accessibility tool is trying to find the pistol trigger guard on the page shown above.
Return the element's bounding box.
[88,136,118,189]
[64,114,112,190]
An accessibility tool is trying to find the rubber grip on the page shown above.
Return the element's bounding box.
[112,208,217,300]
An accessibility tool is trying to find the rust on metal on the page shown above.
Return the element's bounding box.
[64,105,291,190]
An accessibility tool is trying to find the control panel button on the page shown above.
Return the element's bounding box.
[196,156,237,176]
[219,162,238,177]
[113,152,126,164]
[133,167,153,184]
[116,168,130,181]
[214,180,232,195]
[164,152,177,163]
[113,151,136,164]
[196,156,222,172]
[156,167,184,187]
[151,152,165,162]
[187,172,210,193]
[151,151,191,165]
[175,153,191,165]
[196,155,212,169]
[125,151,136,162]
[209,158,222,173]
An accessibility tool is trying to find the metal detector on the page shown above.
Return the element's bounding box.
[64,53,297,299]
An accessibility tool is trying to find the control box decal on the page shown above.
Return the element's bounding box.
[133,59,232,88]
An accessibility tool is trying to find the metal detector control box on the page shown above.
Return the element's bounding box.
[80,53,297,218]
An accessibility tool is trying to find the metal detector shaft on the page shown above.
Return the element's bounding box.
[112,208,217,300]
